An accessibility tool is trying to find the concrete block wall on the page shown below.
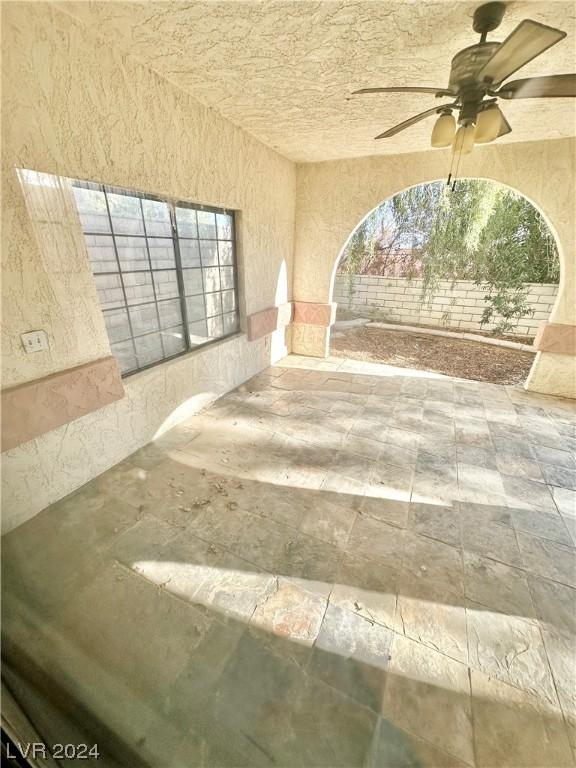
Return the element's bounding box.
[334,276,558,337]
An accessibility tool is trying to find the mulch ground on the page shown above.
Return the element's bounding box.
[331,326,536,385]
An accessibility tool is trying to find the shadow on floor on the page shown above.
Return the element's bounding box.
[2,363,575,767]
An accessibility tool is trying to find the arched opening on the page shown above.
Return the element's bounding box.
[330,178,561,387]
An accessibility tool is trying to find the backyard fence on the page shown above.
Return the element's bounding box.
[334,275,558,338]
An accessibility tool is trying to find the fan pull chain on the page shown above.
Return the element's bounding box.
[448,129,465,192]
[447,152,455,187]
[452,145,463,191]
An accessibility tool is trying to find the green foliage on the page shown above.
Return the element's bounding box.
[341,217,374,276]
[479,286,533,333]
[474,190,560,284]
[472,189,559,331]
[339,179,559,334]
[339,183,443,289]
[341,217,376,305]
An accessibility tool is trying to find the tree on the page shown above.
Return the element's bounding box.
[338,183,443,279]
[473,191,559,330]
[421,180,497,288]
[339,179,559,334]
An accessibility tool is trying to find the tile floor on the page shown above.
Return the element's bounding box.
[3,355,576,767]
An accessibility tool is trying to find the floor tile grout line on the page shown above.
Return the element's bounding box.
[467,664,480,768]
[120,549,573,726]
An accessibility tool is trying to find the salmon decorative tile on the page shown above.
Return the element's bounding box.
[246,303,293,341]
[1,356,124,451]
[534,322,576,355]
[293,301,336,327]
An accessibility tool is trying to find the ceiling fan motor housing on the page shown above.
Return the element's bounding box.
[449,42,501,124]
[449,42,500,90]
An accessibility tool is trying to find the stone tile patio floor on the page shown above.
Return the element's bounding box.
[3,355,576,767]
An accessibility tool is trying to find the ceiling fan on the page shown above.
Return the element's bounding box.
[352,2,575,155]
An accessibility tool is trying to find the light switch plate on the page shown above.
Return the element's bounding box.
[21,330,49,354]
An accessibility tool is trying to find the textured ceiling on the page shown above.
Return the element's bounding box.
[62,1,576,162]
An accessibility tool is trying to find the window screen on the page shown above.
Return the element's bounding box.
[72,182,239,376]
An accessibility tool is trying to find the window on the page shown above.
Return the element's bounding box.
[71,182,239,376]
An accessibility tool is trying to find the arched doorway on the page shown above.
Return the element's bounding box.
[328,178,562,388]
[291,140,574,399]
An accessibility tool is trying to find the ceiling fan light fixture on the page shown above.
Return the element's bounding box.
[431,112,456,147]
[452,124,475,155]
[475,104,503,143]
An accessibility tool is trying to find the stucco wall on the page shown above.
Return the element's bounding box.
[294,138,576,397]
[1,2,296,532]
[334,276,558,338]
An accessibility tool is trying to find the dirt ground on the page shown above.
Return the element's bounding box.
[331,326,536,385]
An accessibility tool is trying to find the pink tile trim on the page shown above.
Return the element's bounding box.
[534,322,576,355]
[1,356,124,452]
[292,301,336,327]
[247,303,293,341]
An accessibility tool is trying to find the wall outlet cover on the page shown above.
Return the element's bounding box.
[21,330,49,354]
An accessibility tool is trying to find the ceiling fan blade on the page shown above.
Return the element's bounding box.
[477,19,567,86]
[353,86,454,97]
[375,103,456,139]
[497,73,576,99]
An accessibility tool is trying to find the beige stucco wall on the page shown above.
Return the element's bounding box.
[1,2,296,532]
[294,138,576,398]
